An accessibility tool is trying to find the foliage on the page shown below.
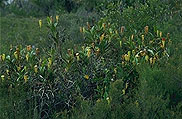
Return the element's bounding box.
[0,14,171,119]
[0,0,182,119]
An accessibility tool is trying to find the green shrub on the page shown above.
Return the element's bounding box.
[1,0,182,118]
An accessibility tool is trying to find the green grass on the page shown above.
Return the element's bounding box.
[0,15,48,54]
[0,12,94,54]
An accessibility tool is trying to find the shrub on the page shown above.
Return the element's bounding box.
[1,0,182,118]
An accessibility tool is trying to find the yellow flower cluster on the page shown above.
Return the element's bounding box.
[124,51,131,62]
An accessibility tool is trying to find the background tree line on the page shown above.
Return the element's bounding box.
[1,0,156,17]
[1,0,104,16]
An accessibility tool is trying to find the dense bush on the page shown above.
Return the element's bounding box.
[0,0,182,119]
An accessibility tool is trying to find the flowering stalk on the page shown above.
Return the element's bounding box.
[120,41,122,47]
[100,33,105,42]
[34,65,38,73]
[162,38,166,48]
[1,75,5,81]
[76,53,80,61]
[27,45,31,51]
[144,26,149,34]
[39,20,42,28]
[56,15,59,23]
[131,35,134,40]
[80,27,83,33]
[96,48,100,56]
[14,52,18,59]
[102,23,106,30]
[87,22,91,29]
[150,58,153,64]
[26,53,29,61]
[145,55,149,61]
[48,58,52,68]
[142,35,144,43]
[87,48,91,57]
[157,30,159,37]
[24,75,28,83]
[120,26,125,33]
[160,31,162,37]
[2,54,5,61]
